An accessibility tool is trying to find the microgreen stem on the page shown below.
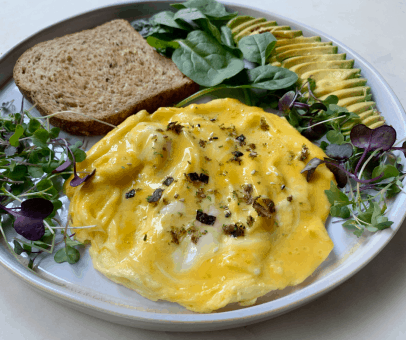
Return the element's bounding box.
[51,224,97,229]
[393,136,406,147]
[18,191,53,198]
[1,188,22,202]
[36,110,117,129]
[369,174,406,200]
[356,149,382,203]
[324,160,383,184]
[43,220,54,235]
[175,86,224,107]
[304,115,347,130]
[352,214,370,226]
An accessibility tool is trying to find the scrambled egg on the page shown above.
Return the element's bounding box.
[66,98,334,313]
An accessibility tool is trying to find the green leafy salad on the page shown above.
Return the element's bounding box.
[0,0,405,269]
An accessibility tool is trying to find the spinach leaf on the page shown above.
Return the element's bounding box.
[174,8,221,42]
[220,26,234,47]
[146,36,180,57]
[238,32,277,66]
[171,0,238,21]
[245,64,298,90]
[172,30,244,87]
[220,25,242,57]
[151,11,192,31]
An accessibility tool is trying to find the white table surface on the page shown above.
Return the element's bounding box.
[1,0,406,338]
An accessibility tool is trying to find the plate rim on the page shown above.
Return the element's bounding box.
[1,0,406,329]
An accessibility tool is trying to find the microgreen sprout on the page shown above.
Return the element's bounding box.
[0,198,53,240]
[0,101,95,268]
[302,123,405,236]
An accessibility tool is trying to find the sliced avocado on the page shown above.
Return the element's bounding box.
[276,36,321,47]
[342,110,376,131]
[269,25,291,31]
[231,18,267,36]
[290,60,354,76]
[234,21,277,41]
[346,101,376,114]
[358,109,376,120]
[337,93,372,107]
[270,46,338,63]
[247,26,289,37]
[227,16,255,30]
[318,86,371,101]
[300,69,360,85]
[368,120,385,129]
[311,78,368,97]
[275,42,332,54]
[342,109,383,135]
[272,30,303,39]
[282,54,346,69]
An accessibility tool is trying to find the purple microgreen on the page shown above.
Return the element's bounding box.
[14,216,45,241]
[300,119,327,140]
[323,160,384,185]
[0,198,53,241]
[369,125,397,151]
[351,124,396,151]
[58,139,95,187]
[278,90,296,112]
[325,161,348,188]
[52,160,72,173]
[351,124,397,175]
[20,197,54,219]
[325,143,353,161]
[70,169,96,187]
[292,101,310,112]
[390,141,406,157]
[301,157,324,182]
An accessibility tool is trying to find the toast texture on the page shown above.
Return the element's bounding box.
[13,19,199,135]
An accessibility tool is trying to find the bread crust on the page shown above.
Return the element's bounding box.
[13,19,199,136]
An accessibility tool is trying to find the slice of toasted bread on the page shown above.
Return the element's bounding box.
[13,19,199,135]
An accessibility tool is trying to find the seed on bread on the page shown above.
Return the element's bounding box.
[13,19,199,136]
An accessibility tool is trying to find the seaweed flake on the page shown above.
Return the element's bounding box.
[196,210,216,225]
[125,188,141,199]
[167,121,184,134]
[253,196,275,218]
[260,117,270,131]
[147,188,164,203]
[222,223,245,237]
[186,172,200,182]
[163,177,174,186]
[199,173,209,184]
[199,139,207,148]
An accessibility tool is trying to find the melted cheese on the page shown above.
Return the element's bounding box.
[65,98,334,313]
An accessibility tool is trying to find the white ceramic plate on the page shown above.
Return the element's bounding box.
[1,0,406,332]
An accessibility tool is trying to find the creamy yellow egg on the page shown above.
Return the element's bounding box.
[65,98,334,313]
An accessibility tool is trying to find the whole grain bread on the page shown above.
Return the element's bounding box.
[13,19,199,135]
